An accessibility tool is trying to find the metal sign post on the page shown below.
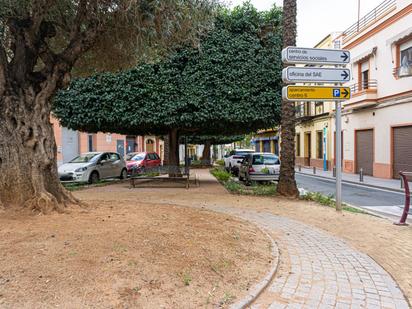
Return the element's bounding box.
[335,101,343,211]
[281,46,351,212]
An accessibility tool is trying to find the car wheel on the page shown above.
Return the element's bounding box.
[245,176,251,186]
[88,171,99,184]
[119,168,127,179]
[239,174,244,181]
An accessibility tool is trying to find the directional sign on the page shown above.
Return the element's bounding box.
[282,47,350,65]
[282,86,351,101]
[282,67,351,83]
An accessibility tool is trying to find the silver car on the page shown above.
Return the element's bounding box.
[239,152,280,184]
[58,152,127,184]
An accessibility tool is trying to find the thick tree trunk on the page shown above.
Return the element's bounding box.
[201,141,212,166]
[0,89,79,213]
[277,0,299,197]
[167,128,181,176]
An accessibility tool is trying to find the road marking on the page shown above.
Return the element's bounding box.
[296,173,405,196]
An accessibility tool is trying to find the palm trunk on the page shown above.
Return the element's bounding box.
[277,0,299,197]
[201,141,212,165]
[0,88,78,213]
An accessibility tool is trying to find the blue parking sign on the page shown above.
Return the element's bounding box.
[333,89,340,97]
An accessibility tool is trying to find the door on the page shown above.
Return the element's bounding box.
[97,153,111,178]
[356,129,373,175]
[61,127,79,163]
[263,140,271,153]
[304,133,311,166]
[393,126,412,179]
[116,140,125,157]
[255,141,260,152]
[108,153,122,177]
[126,136,136,154]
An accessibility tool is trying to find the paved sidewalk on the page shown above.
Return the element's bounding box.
[208,206,409,309]
[296,167,411,192]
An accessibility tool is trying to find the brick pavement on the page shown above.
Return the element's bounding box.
[207,206,409,309]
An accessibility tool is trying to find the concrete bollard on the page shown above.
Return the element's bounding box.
[401,177,404,189]
[333,167,336,178]
[298,165,301,172]
[359,168,364,182]
[313,166,316,174]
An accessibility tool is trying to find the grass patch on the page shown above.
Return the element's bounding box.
[301,191,366,214]
[62,180,112,191]
[210,167,276,196]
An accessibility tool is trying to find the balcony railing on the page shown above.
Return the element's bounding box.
[350,79,378,94]
[342,0,396,43]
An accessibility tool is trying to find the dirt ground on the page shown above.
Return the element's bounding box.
[72,169,412,304]
[0,198,273,308]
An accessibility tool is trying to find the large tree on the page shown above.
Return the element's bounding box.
[181,134,244,164]
[54,3,283,168]
[0,0,217,213]
[276,0,299,197]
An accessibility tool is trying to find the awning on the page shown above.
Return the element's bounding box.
[386,27,412,46]
[351,47,377,63]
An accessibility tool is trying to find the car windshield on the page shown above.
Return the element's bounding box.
[252,154,280,165]
[69,153,99,163]
[125,153,145,161]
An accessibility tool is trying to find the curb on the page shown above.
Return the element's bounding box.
[296,171,405,194]
[230,228,280,309]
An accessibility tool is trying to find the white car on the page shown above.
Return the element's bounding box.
[58,152,127,184]
[224,149,255,175]
[239,152,280,184]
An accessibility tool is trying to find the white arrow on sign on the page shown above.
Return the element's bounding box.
[282,67,351,83]
[282,47,350,65]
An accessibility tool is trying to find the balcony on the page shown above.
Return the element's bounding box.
[393,64,412,79]
[344,80,378,109]
[342,0,396,44]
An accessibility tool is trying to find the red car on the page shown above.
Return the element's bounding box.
[125,152,161,175]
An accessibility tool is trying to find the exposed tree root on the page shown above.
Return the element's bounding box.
[22,188,87,215]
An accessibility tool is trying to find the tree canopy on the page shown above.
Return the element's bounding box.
[53,3,283,137]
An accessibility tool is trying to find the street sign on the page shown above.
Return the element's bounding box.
[282,47,350,65]
[282,67,351,83]
[282,86,351,101]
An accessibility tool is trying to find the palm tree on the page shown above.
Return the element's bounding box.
[277,0,299,197]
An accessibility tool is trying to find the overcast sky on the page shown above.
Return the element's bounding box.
[228,0,381,47]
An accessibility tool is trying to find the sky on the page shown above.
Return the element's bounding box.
[228,0,381,47]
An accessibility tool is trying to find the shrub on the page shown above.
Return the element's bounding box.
[215,159,225,166]
[210,168,231,182]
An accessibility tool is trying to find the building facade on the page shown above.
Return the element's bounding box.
[52,118,164,166]
[296,0,412,179]
[295,33,342,170]
[252,129,280,155]
[337,0,412,179]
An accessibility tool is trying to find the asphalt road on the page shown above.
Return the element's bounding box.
[296,173,410,219]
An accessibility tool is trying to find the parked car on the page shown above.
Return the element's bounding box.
[125,152,161,175]
[239,152,280,184]
[224,149,255,175]
[58,152,127,184]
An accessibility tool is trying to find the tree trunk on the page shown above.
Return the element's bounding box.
[277,0,299,198]
[201,141,212,166]
[0,88,79,213]
[167,128,181,176]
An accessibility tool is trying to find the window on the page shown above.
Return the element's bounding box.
[399,39,412,77]
[109,153,120,161]
[315,102,324,115]
[317,131,323,159]
[148,153,157,160]
[87,134,94,152]
[296,134,301,157]
[252,154,280,165]
[360,60,369,90]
